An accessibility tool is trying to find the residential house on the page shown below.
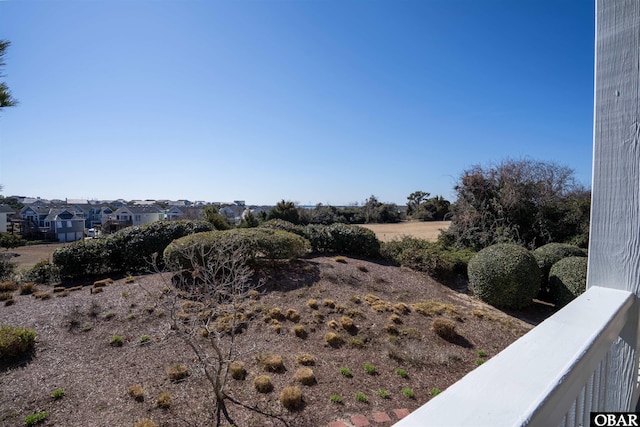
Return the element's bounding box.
[0,205,15,233]
[19,205,85,241]
[165,206,204,221]
[111,206,164,227]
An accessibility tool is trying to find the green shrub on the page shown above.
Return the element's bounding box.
[164,228,308,270]
[0,325,36,362]
[23,411,47,426]
[21,260,60,284]
[51,388,65,399]
[467,244,541,309]
[548,256,588,307]
[0,258,16,282]
[330,394,343,404]
[380,237,474,279]
[355,392,369,403]
[533,243,586,292]
[259,219,306,237]
[304,223,380,257]
[53,220,212,279]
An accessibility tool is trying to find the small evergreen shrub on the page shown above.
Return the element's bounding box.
[330,394,343,404]
[279,386,303,410]
[467,244,541,309]
[23,411,47,426]
[0,258,16,282]
[533,243,587,293]
[377,389,390,398]
[304,223,380,257]
[395,368,408,378]
[402,387,415,398]
[110,335,123,347]
[339,367,352,377]
[355,392,369,403]
[380,237,474,279]
[22,260,60,284]
[363,363,377,375]
[0,325,36,362]
[548,256,588,307]
[51,388,65,400]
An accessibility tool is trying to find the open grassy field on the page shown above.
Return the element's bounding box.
[360,221,450,243]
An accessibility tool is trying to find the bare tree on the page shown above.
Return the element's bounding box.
[147,237,288,426]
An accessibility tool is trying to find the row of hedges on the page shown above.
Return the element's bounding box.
[53,220,213,279]
[468,243,588,310]
[163,228,309,270]
[259,220,380,258]
[380,236,474,280]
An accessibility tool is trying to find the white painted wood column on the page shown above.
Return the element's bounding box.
[588,0,640,411]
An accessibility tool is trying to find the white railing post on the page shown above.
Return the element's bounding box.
[588,0,640,412]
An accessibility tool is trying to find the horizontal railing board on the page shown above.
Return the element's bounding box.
[393,287,635,427]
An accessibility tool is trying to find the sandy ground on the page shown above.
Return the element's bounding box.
[360,221,450,242]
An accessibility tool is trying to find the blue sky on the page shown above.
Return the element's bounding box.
[0,0,595,206]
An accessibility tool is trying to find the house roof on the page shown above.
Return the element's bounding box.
[0,204,15,214]
[117,205,163,214]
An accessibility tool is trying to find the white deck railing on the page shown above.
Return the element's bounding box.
[394,286,638,427]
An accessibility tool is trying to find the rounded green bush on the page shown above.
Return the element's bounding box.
[303,223,380,257]
[532,243,586,287]
[467,244,541,309]
[548,256,588,307]
[164,228,309,270]
[259,219,306,237]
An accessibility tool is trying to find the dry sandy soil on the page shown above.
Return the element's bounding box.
[359,221,450,243]
[0,253,551,427]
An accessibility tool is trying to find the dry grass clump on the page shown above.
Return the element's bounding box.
[364,294,381,304]
[324,332,344,347]
[295,353,315,366]
[258,354,285,372]
[340,316,356,332]
[128,384,144,402]
[285,308,300,322]
[0,281,17,292]
[254,375,273,393]
[356,264,368,272]
[19,283,38,295]
[268,307,285,320]
[327,319,339,329]
[93,278,113,287]
[68,286,83,292]
[347,308,365,318]
[280,386,303,410]
[393,302,412,315]
[53,286,66,293]
[413,300,458,317]
[229,361,246,380]
[134,419,158,427]
[432,318,457,340]
[0,325,36,361]
[33,291,51,299]
[389,314,403,324]
[181,301,204,312]
[293,325,307,339]
[167,364,189,381]
[156,391,171,408]
[371,300,393,312]
[334,256,347,263]
[248,289,260,299]
[323,299,336,309]
[385,323,400,335]
[0,291,13,302]
[307,299,319,309]
[349,336,365,348]
[294,367,316,385]
[350,295,362,304]
[92,287,104,294]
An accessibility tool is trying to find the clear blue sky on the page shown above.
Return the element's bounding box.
[0,0,595,206]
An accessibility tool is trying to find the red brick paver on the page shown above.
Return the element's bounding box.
[351,414,371,427]
[329,422,348,427]
[372,411,392,423]
[393,408,411,420]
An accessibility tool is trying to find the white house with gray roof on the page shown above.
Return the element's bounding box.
[0,205,15,233]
